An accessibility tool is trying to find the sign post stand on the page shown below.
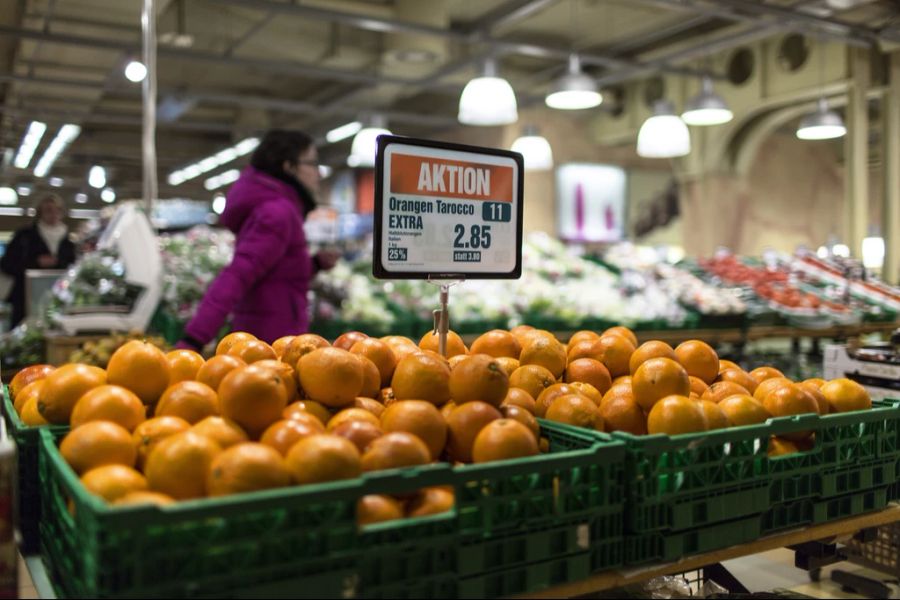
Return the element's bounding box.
[428,278,462,357]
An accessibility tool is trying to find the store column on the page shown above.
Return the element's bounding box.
[884,51,900,285]
[844,46,869,260]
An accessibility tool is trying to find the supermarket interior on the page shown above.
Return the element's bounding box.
[1,0,900,598]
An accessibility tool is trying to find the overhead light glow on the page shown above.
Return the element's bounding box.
[510,127,553,171]
[204,169,241,191]
[0,187,18,206]
[124,60,148,83]
[348,117,391,168]
[862,236,885,269]
[70,209,101,219]
[88,165,107,189]
[168,137,258,186]
[681,77,733,126]
[797,98,846,140]
[13,121,47,169]
[0,208,25,216]
[816,245,829,258]
[832,243,850,258]
[545,55,602,110]
[326,121,363,144]
[16,185,32,197]
[637,100,691,158]
[101,187,116,203]
[74,192,88,204]
[33,124,81,177]
[318,165,333,178]
[212,193,226,215]
[49,177,64,187]
[458,59,518,126]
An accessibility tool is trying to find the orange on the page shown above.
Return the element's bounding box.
[286,434,361,483]
[261,418,322,455]
[820,378,871,413]
[717,369,759,395]
[445,401,502,463]
[768,437,800,457]
[350,338,398,388]
[283,400,330,428]
[228,339,277,364]
[495,357,520,377]
[601,381,634,409]
[565,358,612,394]
[535,383,582,418]
[380,400,447,460]
[803,378,827,389]
[646,395,707,435]
[629,341,675,375]
[674,340,719,384]
[449,354,509,407]
[471,419,539,463]
[298,348,364,408]
[470,330,522,359]
[14,380,45,415]
[500,404,540,440]
[107,340,171,405]
[356,355,382,399]
[112,491,175,506]
[61,420,136,474]
[38,363,107,424]
[598,394,646,435]
[545,394,604,430]
[280,334,330,379]
[699,399,728,430]
[750,366,784,384]
[418,330,468,358]
[354,397,386,418]
[508,364,556,401]
[440,401,457,420]
[381,335,420,362]
[632,357,691,412]
[253,359,299,403]
[569,382,603,406]
[145,431,223,499]
[519,336,567,379]
[9,364,54,400]
[798,382,829,415]
[166,349,205,385]
[80,465,148,503]
[753,377,793,403]
[196,355,246,392]
[719,394,770,426]
[216,332,256,356]
[567,340,600,363]
[361,432,431,471]
[206,442,291,496]
[271,335,296,358]
[357,495,404,525]
[762,384,819,441]
[590,335,635,378]
[155,381,219,425]
[334,331,368,351]
[219,365,289,437]
[330,420,384,454]
[391,352,451,406]
[501,388,536,413]
[70,385,146,432]
[407,487,455,517]
[327,408,381,432]
[702,381,751,403]
[132,416,192,469]
[567,330,600,349]
[613,375,632,386]
[689,376,710,397]
[21,397,49,426]
[509,324,535,345]
[191,416,250,448]
[601,326,638,347]
[719,359,741,373]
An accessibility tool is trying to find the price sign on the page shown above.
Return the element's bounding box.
[373,135,524,279]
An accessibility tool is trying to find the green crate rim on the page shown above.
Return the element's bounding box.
[2,386,69,441]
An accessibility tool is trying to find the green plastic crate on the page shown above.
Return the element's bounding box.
[1,386,68,554]
[615,399,900,564]
[38,420,625,598]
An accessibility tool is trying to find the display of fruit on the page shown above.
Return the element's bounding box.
[68,331,169,368]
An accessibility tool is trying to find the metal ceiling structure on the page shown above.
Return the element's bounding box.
[0,0,897,207]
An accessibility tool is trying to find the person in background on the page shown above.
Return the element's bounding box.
[179,129,338,349]
[0,194,76,327]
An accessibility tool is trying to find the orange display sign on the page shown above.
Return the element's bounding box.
[389,153,513,202]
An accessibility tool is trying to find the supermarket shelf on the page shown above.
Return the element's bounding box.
[512,504,900,599]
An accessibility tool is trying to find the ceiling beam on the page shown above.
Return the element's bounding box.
[459,0,558,36]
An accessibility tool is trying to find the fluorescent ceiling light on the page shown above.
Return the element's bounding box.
[168,137,258,186]
[326,121,363,143]
[70,209,100,219]
[797,98,846,140]
[862,236,884,269]
[74,192,88,204]
[16,185,32,197]
[88,165,107,189]
[348,117,391,168]
[0,187,18,206]
[681,77,733,126]
[14,121,47,169]
[124,60,147,83]
[832,243,850,258]
[49,177,64,187]
[545,55,602,110]
[318,165,333,178]
[212,193,226,215]
[101,188,116,203]
[0,207,25,216]
[458,59,518,126]
[637,100,691,158]
[510,127,553,171]
[204,168,241,191]
[33,124,81,177]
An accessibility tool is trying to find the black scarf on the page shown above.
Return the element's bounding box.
[258,167,318,217]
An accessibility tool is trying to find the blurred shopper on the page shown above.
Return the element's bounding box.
[0,194,76,326]
[179,130,337,348]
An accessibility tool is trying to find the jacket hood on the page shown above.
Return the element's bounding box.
[219,167,300,233]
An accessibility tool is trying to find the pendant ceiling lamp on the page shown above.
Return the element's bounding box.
[637,100,691,158]
[348,115,391,167]
[681,77,733,126]
[796,98,846,140]
[511,126,553,171]
[458,58,518,126]
[545,54,602,110]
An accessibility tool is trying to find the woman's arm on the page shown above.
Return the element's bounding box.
[0,231,27,277]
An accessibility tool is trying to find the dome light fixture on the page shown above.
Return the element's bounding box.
[681,77,733,126]
[511,126,553,171]
[124,60,148,83]
[637,100,691,158]
[545,54,602,110]
[796,97,846,140]
[348,115,391,168]
[458,59,518,126]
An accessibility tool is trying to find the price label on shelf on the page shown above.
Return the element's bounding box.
[373,135,524,279]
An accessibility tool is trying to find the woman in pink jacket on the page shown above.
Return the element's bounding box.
[179,130,336,349]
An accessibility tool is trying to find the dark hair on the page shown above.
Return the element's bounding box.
[250,130,314,178]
